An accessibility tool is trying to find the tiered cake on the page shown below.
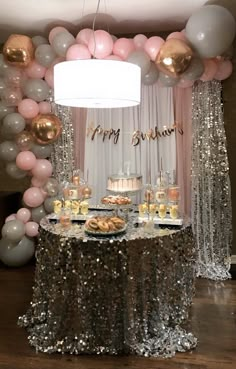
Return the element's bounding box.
[107,173,142,193]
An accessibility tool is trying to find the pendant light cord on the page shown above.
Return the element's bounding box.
[92,0,101,57]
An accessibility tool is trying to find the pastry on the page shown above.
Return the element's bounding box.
[85,216,126,233]
[101,195,131,205]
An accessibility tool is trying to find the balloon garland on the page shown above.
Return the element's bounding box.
[0,4,235,266]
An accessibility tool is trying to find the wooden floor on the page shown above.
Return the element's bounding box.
[0,265,235,369]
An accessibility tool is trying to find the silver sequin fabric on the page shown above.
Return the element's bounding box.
[192,80,232,280]
[19,216,197,357]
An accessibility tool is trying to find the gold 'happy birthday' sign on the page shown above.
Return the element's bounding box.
[87,122,183,146]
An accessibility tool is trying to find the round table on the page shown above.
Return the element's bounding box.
[19,215,197,358]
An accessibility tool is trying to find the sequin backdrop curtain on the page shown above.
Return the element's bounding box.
[173,87,192,218]
[192,80,232,280]
[49,97,75,183]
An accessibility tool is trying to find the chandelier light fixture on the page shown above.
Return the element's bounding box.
[53,0,141,109]
[54,59,141,108]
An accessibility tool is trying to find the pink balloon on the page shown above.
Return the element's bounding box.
[166,32,187,42]
[88,30,113,59]
[104,54,122,61]
[18,99,39,119]
[177,79,194,88]
[44,68,54,88]
[144,36,165,61]
[26,61,46,79]
[76,28,93,46]
[5,214,16,223]
[16,208,31,223]
[134,34,148,50]
[113,38,135,60]
[31,159,53,179]
[38,101,51,114]
[49,26,68,44]
[66,44,91,61]
[23,187,45,208]
[25,221,39,237]
[31,176,47,187]
[200,59,219,82]
[16,151,37,171]
[214,60,233,81]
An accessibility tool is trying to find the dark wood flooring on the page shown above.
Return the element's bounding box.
[0,264,235,369]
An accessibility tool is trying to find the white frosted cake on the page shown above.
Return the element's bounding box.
[107,174,142,193]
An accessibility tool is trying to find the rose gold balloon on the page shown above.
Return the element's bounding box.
[3,34,35,67]
[15,130,34,151]
[30,114,62,145]
[155,39,194,77]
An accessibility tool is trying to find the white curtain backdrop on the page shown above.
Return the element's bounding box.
[84,83,176,203]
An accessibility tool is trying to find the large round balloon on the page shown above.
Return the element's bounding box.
[5,161,27,179]
[185,5,236,58]
[2,112,25,135]
[31,143,53,159]
[155,39,193,77]
[0,141,19,162]
[127,50,151,77]
[181,56,204,80]
[22,79,50,102]
[30,114,62,145]
[2,219,25,242]
[0,236,35,267]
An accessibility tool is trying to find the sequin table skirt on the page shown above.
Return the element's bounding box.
[19,220,197,357]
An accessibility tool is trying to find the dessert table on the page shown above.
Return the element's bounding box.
[19,213,197,358]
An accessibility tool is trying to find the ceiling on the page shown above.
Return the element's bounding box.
[0,0,235,43]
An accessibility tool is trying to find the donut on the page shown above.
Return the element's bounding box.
[107,221,116,231]
[86,219,98,230]
[110,217,125,229]
[98,221,110,232]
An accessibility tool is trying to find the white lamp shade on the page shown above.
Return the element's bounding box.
[54,59,141,108]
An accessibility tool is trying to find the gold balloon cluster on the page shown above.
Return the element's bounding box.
[155,39,193,77]
[3,34,35,67]
[30,114,62,145]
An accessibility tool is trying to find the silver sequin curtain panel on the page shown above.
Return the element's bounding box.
[192,80,232,280]
[49,98,75,183]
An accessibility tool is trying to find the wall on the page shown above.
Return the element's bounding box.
[223,40,236,255]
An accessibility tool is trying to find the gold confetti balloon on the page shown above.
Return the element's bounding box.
[30,114,62,145]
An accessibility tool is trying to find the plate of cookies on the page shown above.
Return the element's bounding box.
[84,216,127,236]
[101,195,132,206]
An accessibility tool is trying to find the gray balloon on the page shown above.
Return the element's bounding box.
[5,161,27,179]
[0,76,6,94]
[23,78,50,102]
[0,54,9,76]
[31,143,53,159]
[142,62,159,85]
[159,72,179,87]
[0,124,15,140]
[2,219,25,242]
[0,236,35,267]
[44,196,58,213]
[31,205,47,223]
[127,50,151,77]
[52,31,75,57]
[185,5,236,58]
[0,141,19,162]
[0,102,15,120]
[35,44,56,68]
[32,35,49,47]
[2,112,26,135]
[181,56,204,80]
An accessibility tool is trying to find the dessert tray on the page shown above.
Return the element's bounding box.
[84,215,127,236]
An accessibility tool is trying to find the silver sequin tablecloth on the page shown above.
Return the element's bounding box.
[19,217,197,357]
